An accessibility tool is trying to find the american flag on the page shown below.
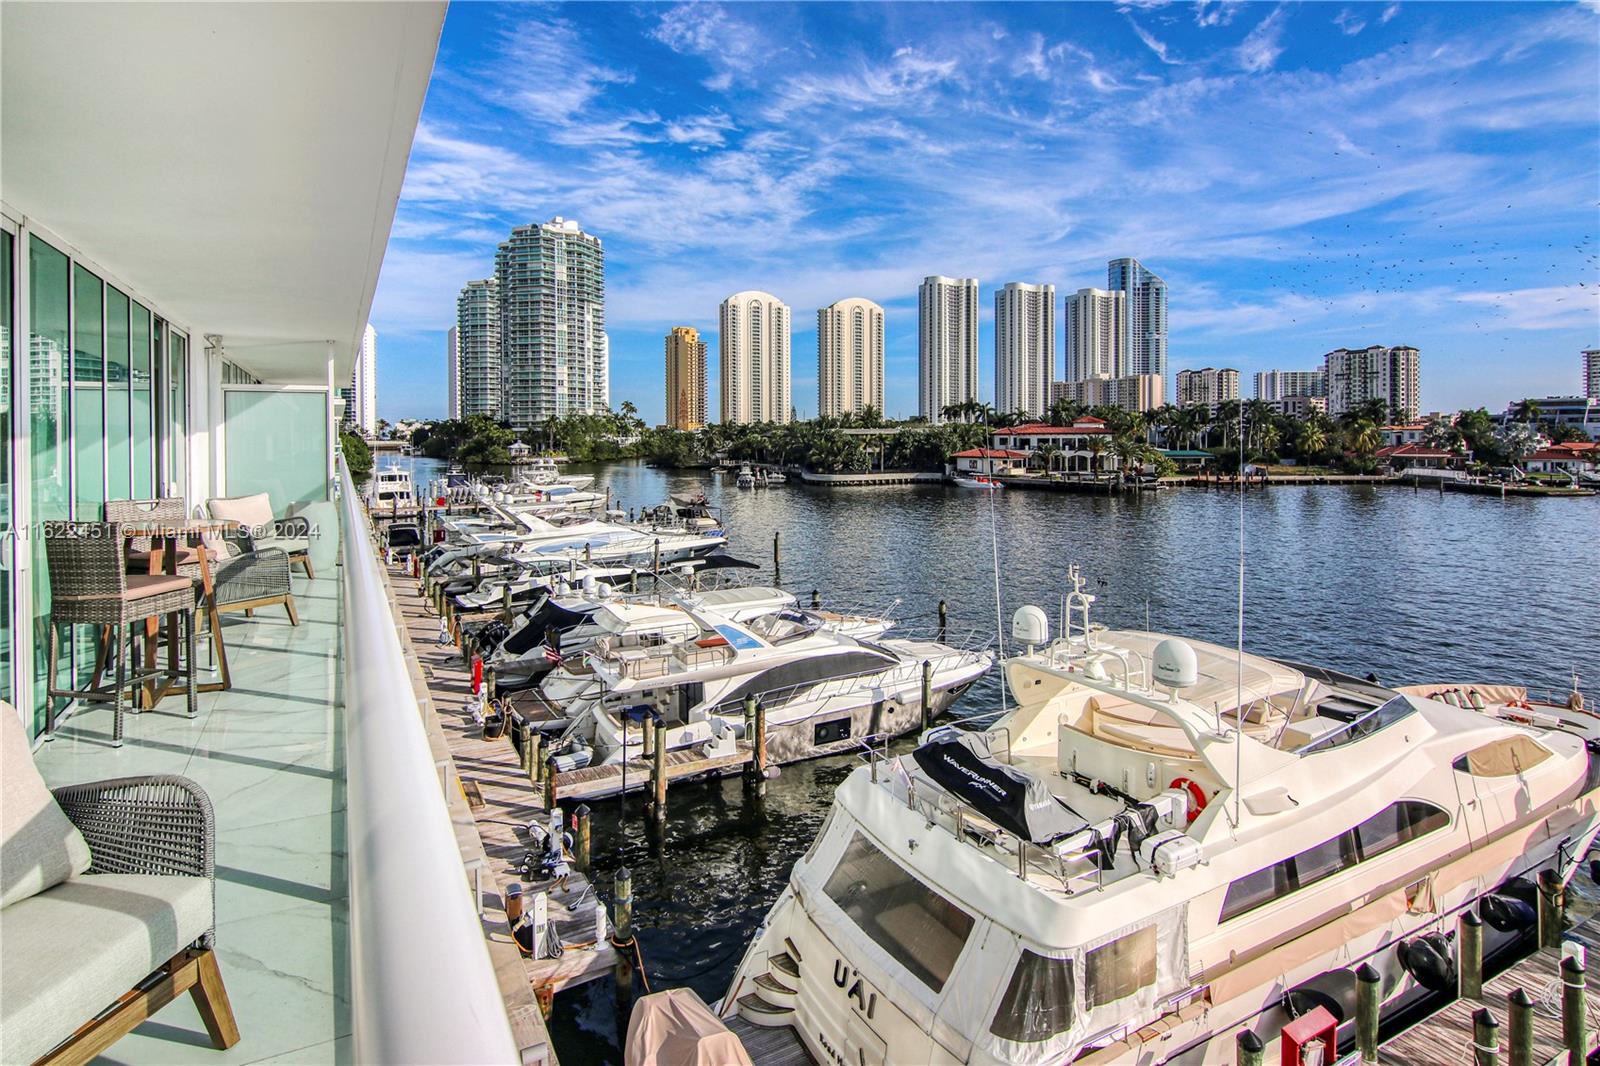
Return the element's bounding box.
[544,645,563,665]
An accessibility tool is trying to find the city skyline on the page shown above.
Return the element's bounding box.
[371,2,1599,421]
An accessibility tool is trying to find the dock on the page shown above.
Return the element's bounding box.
[552,742,755,803]
[387,560,622,1006]
[1378,914,1600,1065]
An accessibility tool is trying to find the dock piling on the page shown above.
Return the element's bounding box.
[938,600,947,643]
[502,584,513,625]
[1507,987,1534,1066]
[1561,951,1587,1064]
[613,867,635,1008]
[1538,869,1565,949]
[485,668,496,703]
[811,589,820,609]
[574,804,591,872]
[1235,1029,1263,1066]
[650,719,668,821]
[1473,1007,1500,1066]
[754,700,768,780]
[529,731,543,788]
[1461,909,1484,1000]
[772,530,781,584]
[1356,962,1381,1063]
[543,757,557,812]
[921,660,934,729]
[652,539,660,576]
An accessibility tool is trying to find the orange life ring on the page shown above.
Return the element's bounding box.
[1170,777,1207,824]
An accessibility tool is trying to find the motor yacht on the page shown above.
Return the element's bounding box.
[544,608,992,773]
[716,569,1600,1065]
[519,454,595,491]
[365,464,416,508]
[737,466,757,489]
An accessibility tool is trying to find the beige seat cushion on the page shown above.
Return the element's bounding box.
[124,573,198,600]
[207,492,275,533]
[125,545,219,570]
[0,873,213,1064]
[0,706,91,909]
[255,535,309,556]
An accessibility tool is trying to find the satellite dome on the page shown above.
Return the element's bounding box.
[1153,638,1199,690]
[1012,606,1049,646]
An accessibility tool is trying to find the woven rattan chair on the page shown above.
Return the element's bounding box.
[106,498,299,625]
[0,702,240,1064]
[43,521,199,746]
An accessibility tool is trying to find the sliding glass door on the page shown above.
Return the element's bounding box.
[1,228,13,712]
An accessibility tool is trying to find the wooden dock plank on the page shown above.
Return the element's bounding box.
[391,564,621,1004]
[1379,916,1600,1065]
[551,743,755,803]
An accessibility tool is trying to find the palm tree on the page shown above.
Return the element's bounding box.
[1298,419,1328,461]
[1349,419,1381,468]
[1036,443,1062,475]
[1047,397,1085,427]
[1085,436,1108,477]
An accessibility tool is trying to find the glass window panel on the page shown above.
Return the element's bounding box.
[1,229,11,708]
[822,831,974,992]
[131,303,153,498]
[990,950,1074,1043]
[1221,862,1294,922]
[105,287,130,500]
[72,265,104,515]
[223,389,329,514]
[1357,801,1449,860]
[29,236,71,734]
[1084,925,1156,1008]
[168,329,187,495]
[1291,831,1359,887]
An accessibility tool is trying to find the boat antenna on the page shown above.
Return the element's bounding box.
[1234,400,1245,826]
[988,409,1008,713]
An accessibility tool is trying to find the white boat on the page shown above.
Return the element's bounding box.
[736,466,757,489]
[952,474,1003,490]
[520,455,595,491]
[547,608,992,773]
[765,470,787,485]
[714,568,1600,1065]
[365,465,415,508]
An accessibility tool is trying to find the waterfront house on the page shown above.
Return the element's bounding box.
[951,448,1028,476]
[1522,441,1599,477]
[1375,442,1460,473]
[1379,422,1428,448]
[990,418,1114,474]
[3,5,543,1065]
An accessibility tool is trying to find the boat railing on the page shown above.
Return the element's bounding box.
[336,458,519,1064]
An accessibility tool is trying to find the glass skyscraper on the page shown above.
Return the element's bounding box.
[1107,257,1167,382]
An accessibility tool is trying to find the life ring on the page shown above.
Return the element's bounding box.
[1170,777,1207,824]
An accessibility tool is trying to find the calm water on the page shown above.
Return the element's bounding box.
[393,455,1599,1062]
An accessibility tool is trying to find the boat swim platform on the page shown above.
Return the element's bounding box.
[726,1014,819,1066]
[1377,912,1600,1065]
[388,560,621,1012]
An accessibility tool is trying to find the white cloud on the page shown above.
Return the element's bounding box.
[1193,1,1241,28]
[663,111,737,148]
[1380,4,1402,25]
[1333,9,1367,36]
[1237,5,1289,72]
[1127,17,1183,64]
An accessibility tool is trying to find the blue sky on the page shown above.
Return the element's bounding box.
[371,1,1600,423]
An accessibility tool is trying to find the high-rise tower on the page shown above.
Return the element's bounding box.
[664,326,708,430]
[918,275,979,422]
[817,297,885,418]
[719,291,791,424]
[1107,258,1167,380]
[994,283,1055,418]
[1064,287,1125,382]
[455,278,500,418]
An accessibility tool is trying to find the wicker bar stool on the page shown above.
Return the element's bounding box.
[43,521,200,746]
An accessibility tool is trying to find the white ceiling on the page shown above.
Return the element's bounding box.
[1,1,445,382]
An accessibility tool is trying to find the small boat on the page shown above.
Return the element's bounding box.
[952,474,1002,490]
[736,466,757,489]
[764,470,787,485]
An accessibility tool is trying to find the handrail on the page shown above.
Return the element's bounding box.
[338,460,520,1065]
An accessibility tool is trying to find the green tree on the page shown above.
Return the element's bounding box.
[340,430,372,481]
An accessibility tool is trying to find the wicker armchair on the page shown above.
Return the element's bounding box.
[0,722,240,1066]
[43,521,199,746]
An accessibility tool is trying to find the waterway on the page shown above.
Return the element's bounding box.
[390,455,1599,1063]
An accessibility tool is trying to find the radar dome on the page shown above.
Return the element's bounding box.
[1012,606,1049,646]
[1153,638,1199,690]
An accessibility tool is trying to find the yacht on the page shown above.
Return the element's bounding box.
[520,454,595,491]
[716,570,1600,1065]
[737,465,758,489]
[545,608,992,772]
[365,464,415,508]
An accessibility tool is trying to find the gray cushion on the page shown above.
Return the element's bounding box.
[0,873,212,1064]
[256,535,310,555]
[0,705,91,909]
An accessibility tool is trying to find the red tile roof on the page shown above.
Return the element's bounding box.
[995,422,1110,436]
[952,448,1029,459]
[1525,448,1596,463]
[1376,443,1453,458]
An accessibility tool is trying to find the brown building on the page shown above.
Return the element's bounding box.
[664,325,708,430]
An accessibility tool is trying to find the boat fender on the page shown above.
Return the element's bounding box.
[1479,893,1537,933]
[1169,777,1207,824]
[1397,933,1456,993]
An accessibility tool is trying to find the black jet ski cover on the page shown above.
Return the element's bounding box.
[911,734,1082,844]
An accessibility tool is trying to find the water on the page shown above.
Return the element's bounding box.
[396,455,1600,1061]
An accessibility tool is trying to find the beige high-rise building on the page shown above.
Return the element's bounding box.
[1050,373,1164,413]
[995,282,1055,418]
[817,298,884,418]
[1325,345,1420,419]
[1065,287,1125,382]
[719,290,791,424]
[919,275,979,422]
[664,326,708,430]
[1175,366,1240,407]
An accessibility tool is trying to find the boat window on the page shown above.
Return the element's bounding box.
[1452,736,1553,778]
[1084,926,1157,1008]
[822,832,975,993]
[990,950,1074,1042]
[1221,800,1448,922]
[1297,695,1418,755]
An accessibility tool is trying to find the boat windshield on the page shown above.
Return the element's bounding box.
[1297,695,1417,755]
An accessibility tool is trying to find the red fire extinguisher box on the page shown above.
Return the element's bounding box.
[1281,1005,1337,1066]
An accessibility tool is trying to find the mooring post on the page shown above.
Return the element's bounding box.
[938,600,948,643]
[921,659,934,729]
[652,538,661,576]
[485,668,497,704]
[1507,988,1534,1066]
[518,722,533,777]
[584,542,592,566]
[650,719,668,821]
[1538,869,1566,949]
[613,866,635,1007]
[1356,963,1380,1063]
[1473,1006,1500,1066]
[753,699,768,781]
[641,714,654,759]
[772,531,781,584]
[1562,951,1588,1064]
[1235,1030,1263,1066]
[529,731,543,788]
[502,583,513,626]
[1461,909,1484,1000]
[543,757,557,812]
[811,588,820,609]
[574,804,592,872]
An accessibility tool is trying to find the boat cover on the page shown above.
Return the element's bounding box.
[911,733,1081,844]
[623,988,753,1066]
[501,599,594,655]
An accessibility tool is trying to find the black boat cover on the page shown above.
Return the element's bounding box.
[910,734,1082,844]
[695,554,759,571]
[500,598,596,655]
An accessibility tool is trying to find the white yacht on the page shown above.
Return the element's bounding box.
[547,609,992,772]
[737,465,757,489]
[365,464,415,508]
[520,454,595,491]
[716,571,1600,1065]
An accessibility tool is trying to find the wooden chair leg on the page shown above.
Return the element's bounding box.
[191,948,241,1050]
[284,595,300,626]
[299,554,315,580]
